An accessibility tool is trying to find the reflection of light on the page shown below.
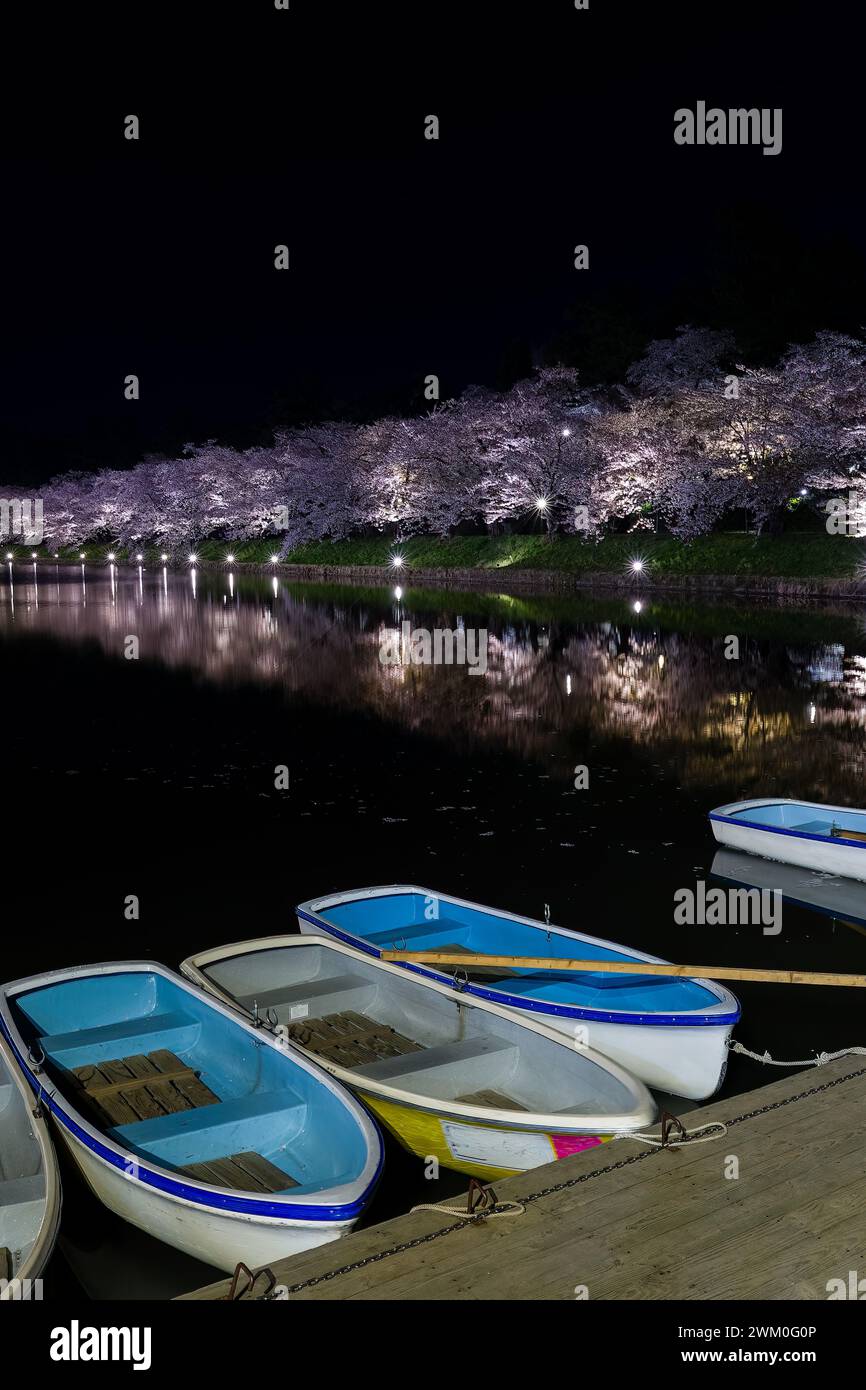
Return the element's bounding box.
[271,576,278,595]
[391,553,404,569]
[657,654,665,670]
[394,585,403,600]
[566,674,572,695]
[633,600,643,613]
[810,703,817,723]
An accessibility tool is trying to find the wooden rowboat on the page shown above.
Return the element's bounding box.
[0,962,382,1273]
[181,935,656,1182]
[0,1034,60,1297]
[295,886,740,1100]
[709,798,866,883]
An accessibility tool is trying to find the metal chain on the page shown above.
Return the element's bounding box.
[275,1062,866,1297]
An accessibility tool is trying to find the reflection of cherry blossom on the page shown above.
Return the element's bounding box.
[4,572,866,798]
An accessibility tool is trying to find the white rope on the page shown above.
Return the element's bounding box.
[612,1121,727,1148]
[729,1040,866,1068]
[410,1199,525,1219]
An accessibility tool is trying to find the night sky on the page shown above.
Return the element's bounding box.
[3,0,864,486]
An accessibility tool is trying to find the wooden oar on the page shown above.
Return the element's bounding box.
[379,950,866,988]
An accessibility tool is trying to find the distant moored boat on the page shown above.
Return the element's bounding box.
[709,799,866,883]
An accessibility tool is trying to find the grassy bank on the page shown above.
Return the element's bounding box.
[11,532,866,578]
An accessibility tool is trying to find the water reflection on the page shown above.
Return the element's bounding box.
[711,848,866,931]
[3,567,866,799]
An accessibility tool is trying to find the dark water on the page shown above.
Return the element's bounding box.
[3,563,866,1297]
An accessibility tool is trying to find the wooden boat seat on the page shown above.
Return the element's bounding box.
[831,826,866,842]
[354,1034,519,1087]
[71,1049,220,1127]
[288,1011,424,1070]
[179,1150,299,1193]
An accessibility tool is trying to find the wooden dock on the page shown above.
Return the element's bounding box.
[179,1056,866,1301]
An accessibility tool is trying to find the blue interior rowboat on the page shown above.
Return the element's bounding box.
[296,886,741,1100]
[710,798,866,883]
[0,962,383,1273]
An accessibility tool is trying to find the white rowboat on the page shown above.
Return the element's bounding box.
[709,799,866,883]
[181,934,657,1182]
[296,886,741,1100]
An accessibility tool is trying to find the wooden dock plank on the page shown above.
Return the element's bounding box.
[178,1057,866,1301]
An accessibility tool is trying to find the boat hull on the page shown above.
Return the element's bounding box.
[55,1123,353,1272]
[709,799,866,883]
[0,1037,61,1297]
[535,1014,732,1100]
[359,1092,611,1182]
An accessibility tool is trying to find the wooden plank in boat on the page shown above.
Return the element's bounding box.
[455,1089,528,1112]
[124,1053,193,1117]
[431,943,520,980]
[71,1050,219,1125]
[233,1151,300,1192]
[832,827,866,842]
[72,1063,141,1126]
[149,1050,220,1112]
[289,1012,423,1069]
[180,1151,299,1193]
[0,1247,12,1282]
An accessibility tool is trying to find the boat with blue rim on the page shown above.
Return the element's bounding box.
[0,962,383,1272]
[296,886,741,1100]
[709,798,866,883]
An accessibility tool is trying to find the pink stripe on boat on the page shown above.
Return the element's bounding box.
[550,1133,604,1160]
